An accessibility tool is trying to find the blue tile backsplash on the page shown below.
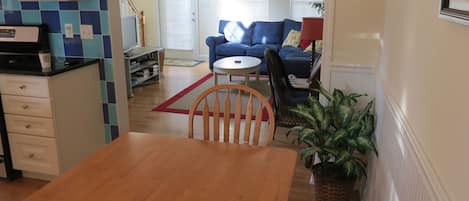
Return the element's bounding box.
[20,2,39,10]
[59,2,78,10]
[41,11,61,33]
[0,0,118,142]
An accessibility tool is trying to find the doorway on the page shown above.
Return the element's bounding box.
[158,0,200,60]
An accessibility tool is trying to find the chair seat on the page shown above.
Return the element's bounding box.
[277,111,308,127]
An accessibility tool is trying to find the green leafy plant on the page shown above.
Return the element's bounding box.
[288,83,377,180]
[310,1,325,16]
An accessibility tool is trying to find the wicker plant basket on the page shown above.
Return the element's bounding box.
[313,169,355,201]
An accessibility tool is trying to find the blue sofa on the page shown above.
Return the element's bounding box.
[206,19,315,78]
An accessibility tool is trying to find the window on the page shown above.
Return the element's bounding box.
[217,0,268,24]
[291,0,322,21]
[159,0,194,50]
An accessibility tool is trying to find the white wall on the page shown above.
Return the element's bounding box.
[321,0,449,200]
[325,0,469,200]
[132,0,160,47]
[109,0,130,135]
[321,0,383,105]
[363,81,441,201]
[369,0,469,199]
[330,0,384,66]
[269,0,291,21]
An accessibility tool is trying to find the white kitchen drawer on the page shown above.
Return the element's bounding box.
[0,75,49,98]
[5,114,55,138]
[2,95,52,118]
[8,133,59,176]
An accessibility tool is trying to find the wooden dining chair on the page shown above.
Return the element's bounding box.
[188,84,275,146]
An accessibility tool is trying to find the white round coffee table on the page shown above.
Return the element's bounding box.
[213,56,262,85]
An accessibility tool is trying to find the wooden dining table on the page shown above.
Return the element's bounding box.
[23,132,297,201]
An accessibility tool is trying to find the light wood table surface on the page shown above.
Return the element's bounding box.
[24,132,297,201]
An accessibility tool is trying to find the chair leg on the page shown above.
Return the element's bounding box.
[272,120,279,141]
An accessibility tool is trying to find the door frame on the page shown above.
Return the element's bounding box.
[320,0,335,92]
[107,0,130,134]
[155,0,201,60]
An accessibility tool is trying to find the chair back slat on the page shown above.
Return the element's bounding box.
[203,98,210,140]
[253,105,263,145]
[213,91,220,142]
[233,89,242,144]
[243,94,254,144]
[223,88,231,143]
[188,84,275,146]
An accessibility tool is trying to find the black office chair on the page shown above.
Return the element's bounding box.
[265,49,318,128]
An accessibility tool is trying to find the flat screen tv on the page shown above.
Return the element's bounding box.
[121,15,139,52]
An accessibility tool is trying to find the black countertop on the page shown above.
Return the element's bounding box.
[0,57,100,76]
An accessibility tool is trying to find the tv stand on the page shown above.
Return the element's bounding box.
[124,47,164,97]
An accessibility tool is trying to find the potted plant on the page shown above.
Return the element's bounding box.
[288,83,377,201]
[310,1,325,16]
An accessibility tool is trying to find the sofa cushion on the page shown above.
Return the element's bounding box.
[252,21,283,45]
[284,51,312,60]
[283,19,302,41]
[282,30,301,47]
[216,42,249,56]
[219,20,252,45]
[247,44,281,58]
[279,46,305,58]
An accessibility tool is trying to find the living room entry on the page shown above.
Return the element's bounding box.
[158,0,200,63]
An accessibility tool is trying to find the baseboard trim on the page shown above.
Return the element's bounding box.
[379,77,452,201]
[330,63,375,70]
[23,171,56,181]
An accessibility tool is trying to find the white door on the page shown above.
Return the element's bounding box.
[158,0,199,59]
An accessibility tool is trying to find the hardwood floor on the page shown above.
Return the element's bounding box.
[0,178,47,201]
[0,62,314,201]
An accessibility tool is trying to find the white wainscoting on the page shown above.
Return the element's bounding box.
[362,79,451,201]
[324,63,376,107]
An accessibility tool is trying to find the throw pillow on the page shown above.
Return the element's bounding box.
[282,30,301,47]
[304,43,313,52]
[223,21,250,44]
[299,39,311,49]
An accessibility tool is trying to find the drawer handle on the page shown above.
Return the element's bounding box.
[25,124,32,129]
[19,85,27,90]
[22,105,29,110]
[28,153,35,159]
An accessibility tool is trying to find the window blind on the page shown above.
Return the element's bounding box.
[160,0,194,50]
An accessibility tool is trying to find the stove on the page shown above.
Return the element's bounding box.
[0,25,50,70]
[0,25,48,180]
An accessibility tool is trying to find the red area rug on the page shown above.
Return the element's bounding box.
[152,73,271,121]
